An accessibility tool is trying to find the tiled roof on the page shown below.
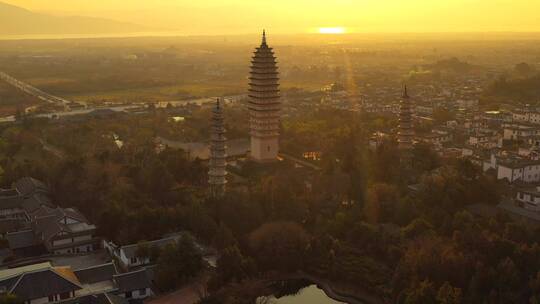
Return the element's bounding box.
[113,269,152,293]
[6,229,35,249]
[59,293,128,304]
[0,263,82,302]
[10,269,82,301]
[13,177,49,196]
[0,195,25,210]
[74,263,117,285]
[32,207,95,245]
[0,218,25,234]
[33,214,63,242]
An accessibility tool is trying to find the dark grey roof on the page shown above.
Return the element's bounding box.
[0,181,51,213]
[32,207,95,246]
[0,195,25,210]
[7,270,81,301]
[0,219,25,234]
[0,276,20,293]
[33,215,62,242]
[6,230,35,249]
[113,269,152,293]
[61,208,89,223]
[13,177,49,196]
[74,263,117,284]
[23,193,52,212]
[58,293,128,304]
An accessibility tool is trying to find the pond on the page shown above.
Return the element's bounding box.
[256,280,346,304]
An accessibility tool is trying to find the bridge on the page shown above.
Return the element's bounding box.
[0,71,77,109]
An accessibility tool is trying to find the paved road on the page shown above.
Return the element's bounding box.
[147,284,202,304]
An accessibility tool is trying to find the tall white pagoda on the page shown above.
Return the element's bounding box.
[208,98,227,197]
[398,85,414,165]
[248,30,281,162]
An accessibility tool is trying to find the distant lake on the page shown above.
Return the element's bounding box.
[257,281,345,304]
[0,31,189,40]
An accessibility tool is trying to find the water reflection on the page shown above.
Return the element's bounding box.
[257,280,345,304]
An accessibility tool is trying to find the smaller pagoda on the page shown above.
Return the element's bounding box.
[398,85,414,165]
[208,98,227,197]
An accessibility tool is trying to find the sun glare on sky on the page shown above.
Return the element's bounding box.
[4,0,540,34]
[318,27,346,34]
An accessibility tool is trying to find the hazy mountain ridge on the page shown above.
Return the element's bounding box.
[0,1,147,35]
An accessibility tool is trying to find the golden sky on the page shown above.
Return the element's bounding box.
[5,0,540,34]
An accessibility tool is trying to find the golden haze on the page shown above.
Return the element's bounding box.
[3,0,540,34]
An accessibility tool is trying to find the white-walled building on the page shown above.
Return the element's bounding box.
[503,124,540,141]
[483,154,540,183]
[104,235,181,270]
[512,110,540,125]
[516,187,540,212]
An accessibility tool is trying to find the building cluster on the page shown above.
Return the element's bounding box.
[0,177,214,304]
[0,177,161,304]
[0,178,99,256]
[0,260,153,304]
[366,84,540,223]
[322,76,485,116]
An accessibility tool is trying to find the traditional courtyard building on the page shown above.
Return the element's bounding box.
[248,30,281,162]
[208,98,227,197]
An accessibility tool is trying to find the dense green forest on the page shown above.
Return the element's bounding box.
[1,107,538,304]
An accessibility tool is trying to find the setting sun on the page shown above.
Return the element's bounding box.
[318,27,346,34]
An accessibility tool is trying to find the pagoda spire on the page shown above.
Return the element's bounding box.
[249,29,281,162]
[209,98,227,197]
[261,29,267,47]
[403,85,409,99]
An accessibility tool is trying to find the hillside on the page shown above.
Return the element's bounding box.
[0,2,146,36]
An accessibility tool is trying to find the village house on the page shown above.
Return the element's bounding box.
[113,269,154,300]
[515,186,540,212]
[512,109,540,125]
[468,132,501,149]
[0,262,82,304]
[484,154,540,183]
[104,235,182,270]
[30,206,100,254]
[503,123,540,141]
[418,131,453,147]
[0,261,154,304]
